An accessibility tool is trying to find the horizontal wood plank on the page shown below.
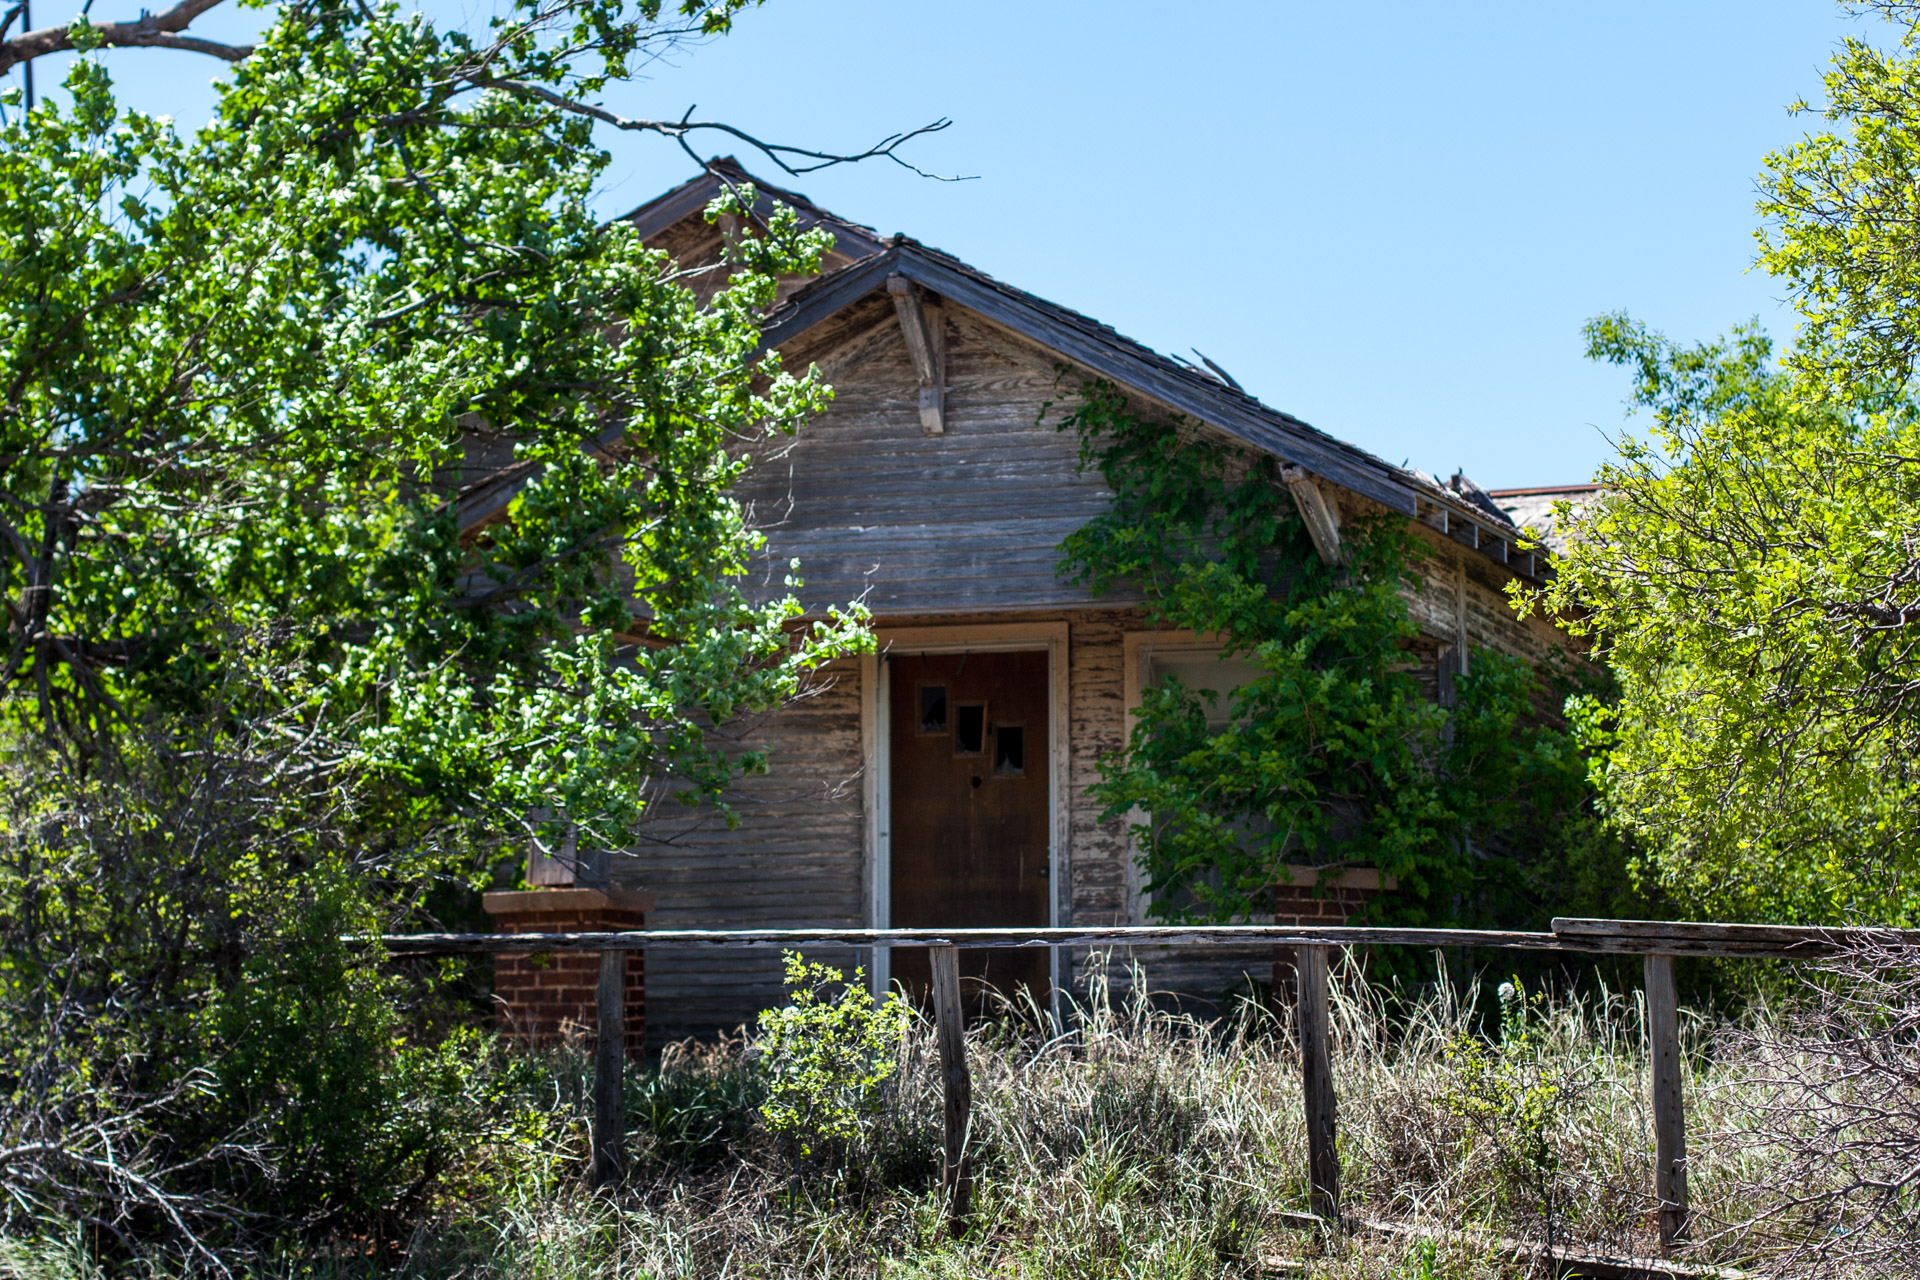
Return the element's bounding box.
[363,922,1866,958]
[1552,917,1920,949]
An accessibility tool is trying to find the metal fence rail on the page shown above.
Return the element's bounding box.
[362,916,1919,1257]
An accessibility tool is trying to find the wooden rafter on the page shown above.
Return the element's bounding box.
[886,273,946,435]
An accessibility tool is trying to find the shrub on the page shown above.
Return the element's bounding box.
[754,952,912,1182]
[0,724,507,1260]
[629,1034,765,1171]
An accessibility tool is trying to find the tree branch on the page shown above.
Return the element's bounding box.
[467,74,967,180]
[0,0,250,75]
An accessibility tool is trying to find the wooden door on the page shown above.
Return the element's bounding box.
[889,650,1051,1014]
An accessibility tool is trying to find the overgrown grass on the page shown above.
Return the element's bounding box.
[0,958,1896,1278]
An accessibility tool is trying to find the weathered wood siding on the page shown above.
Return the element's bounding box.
[605,262,1589,1042]
[735,295,1139,616]
[610,602,1269,1044]
[619,665,867,1047]
[1067,612,1129,927]
[645,217,870,311]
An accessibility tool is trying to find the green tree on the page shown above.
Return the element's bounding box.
[0,0,929,1247]
[1532,316,1920,925]
[1531,0,1920,926]
[1758,0,1920,396]
[0,1,878,847]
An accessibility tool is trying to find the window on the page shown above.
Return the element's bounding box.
[918,683,948,734]
[993,724,1025,775]
[1147,651,1265,730]
[953,702,986,755]
[1129,644,1270,923]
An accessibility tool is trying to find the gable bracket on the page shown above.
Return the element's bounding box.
[1281,466,1345,566]
[887,273,946,435]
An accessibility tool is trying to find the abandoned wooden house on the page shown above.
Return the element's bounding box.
[478,161,1583,1049]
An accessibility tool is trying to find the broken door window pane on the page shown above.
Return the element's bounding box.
[994,724,1025,775]
[919,683,948,734]
[953,702,986,755]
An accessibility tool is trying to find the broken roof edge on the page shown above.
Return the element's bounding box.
[761,241,1415,516]
[1487,483,1603,497]
[614,163,1539,580]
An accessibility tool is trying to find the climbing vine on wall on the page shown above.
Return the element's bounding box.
[1050,378,1628,930]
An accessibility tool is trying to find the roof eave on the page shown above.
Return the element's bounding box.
[759,244,1539,579]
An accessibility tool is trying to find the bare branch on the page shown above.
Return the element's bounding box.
[1711,938,1920,1276]
[468,75,969,181]
[0,0,250,75]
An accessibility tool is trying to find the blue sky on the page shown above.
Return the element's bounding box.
[12,1,1868,487]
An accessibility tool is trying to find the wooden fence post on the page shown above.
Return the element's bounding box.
[1297,943,1339,1225]
[929,944,973,1235]
[591,947,627,1190]
[1645,952,1689,1250]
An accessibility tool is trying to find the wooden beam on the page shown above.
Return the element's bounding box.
[1351,1216,1757,1280]
[372,924,1563,954]
[921,299,946,435]
[1297,944,1339,1224]
[1436,644,1465,709]
[591,948,627,1189]
[886,273,945,435]
[363,921,1883,958]
[929,945,973,1235]
[1280,466,1344,565]
[1453,559,1470,677]
[1554,918,1920,948]
[1645,954,1689,1251]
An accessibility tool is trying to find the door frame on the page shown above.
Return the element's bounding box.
[862,621,1070,998]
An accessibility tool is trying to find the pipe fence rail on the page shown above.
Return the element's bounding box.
[358,917,1920,1258]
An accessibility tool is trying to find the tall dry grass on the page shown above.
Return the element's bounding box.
[3,953,1904,1279]
[357,954,1888,1280]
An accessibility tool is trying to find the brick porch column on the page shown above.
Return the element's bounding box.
[1272,865,1395,1010]
[483,887,653,1056]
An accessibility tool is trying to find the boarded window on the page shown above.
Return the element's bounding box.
[993,723,1025,776]
[953,702,986,755]
[918,683,948,734]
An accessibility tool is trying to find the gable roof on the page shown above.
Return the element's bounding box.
[608,163,1539,579]
[620,157,888,265]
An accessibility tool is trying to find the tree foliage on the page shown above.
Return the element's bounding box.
[1054,380,1624,931]
[1758,1,1920,395]
[1,3,867,848]
[1535,317,1920,924]
[1535,0,1920,925]
[0,0,897,1249]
